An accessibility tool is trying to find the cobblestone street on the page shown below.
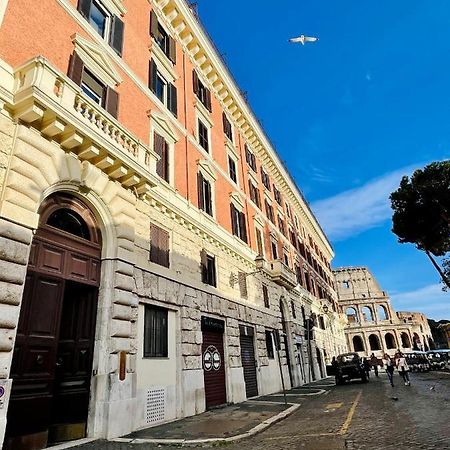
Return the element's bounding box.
[69,371,450,450]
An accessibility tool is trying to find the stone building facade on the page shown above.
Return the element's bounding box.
[0,1,346,448]
[334,267,433,357]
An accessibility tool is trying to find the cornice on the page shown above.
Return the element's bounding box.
[150,0,334,257]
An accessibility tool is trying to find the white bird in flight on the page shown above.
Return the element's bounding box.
[289,35,319,45]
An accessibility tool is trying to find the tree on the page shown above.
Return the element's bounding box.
[390,161,450,289]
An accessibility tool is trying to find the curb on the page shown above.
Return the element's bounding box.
[110,403,300,446]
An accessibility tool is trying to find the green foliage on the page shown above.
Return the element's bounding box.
[390,161,450,256]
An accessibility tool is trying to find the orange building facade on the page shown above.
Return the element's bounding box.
[0,1,347,448]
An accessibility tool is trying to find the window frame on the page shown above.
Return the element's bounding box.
[265,330,275,359]
[198,118,210,153]
[143,304,169,358]
[201,250,217,287]
[228,154,238,185]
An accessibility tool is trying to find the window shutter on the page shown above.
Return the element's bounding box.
[262,284,269,308]
[200,249,207,283]
[256,228,264,256]
[78,0,91,19]
[110,15,124,56]
[154,133,165,179]
[239,211,247,243]
[168,83,177,117]
[193,70,199,95]
[168,36,176,64]
[68,52,84,86]
[150,224,159,264]
[105,87,119,118]
[230,204,237,236]
[150,10,159,37]
[238,272,248,299]
[222,112,227,132]
[149,59,158,93]
[160,228,170,268]
[205,179,212,215]
[197,172,204,210]
[205,88,212,112]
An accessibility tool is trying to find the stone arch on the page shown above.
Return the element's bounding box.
[346,307,359,324]
[361,306,374,322]
[377,305,389,321]
[401,332,411,348]
[352,335,365,352]
[385,332,396,349]
[369,334,381,351]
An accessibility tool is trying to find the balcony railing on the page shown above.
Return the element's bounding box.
[266,259,298,290]
[6,56,158,195]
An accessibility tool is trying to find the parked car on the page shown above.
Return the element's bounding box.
[335,352,368,385]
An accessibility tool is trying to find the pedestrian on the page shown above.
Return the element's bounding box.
[397,353,411,386]
[362,357,370,379]
[384,353,395,387]
[370,353,379,377]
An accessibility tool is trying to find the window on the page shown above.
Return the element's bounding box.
[283,251,290,267]
[294,215,299,229]
[201,250,216,287]
[248,180,261,208]
[285,203,291,219]
[68,53,119,118]
[144,305,168,357]
[150,224,170,268]
[262,284,270,308]
[230,204,247,242]
[150,12,176,63]
[245,145,257,172]
[223,112,233,141]
[289,229,297,248]
[261,168,271,191]
[198,119,209,152]
[153,132,169,182]
[198,172,213,216]
[278,215,286,236]
[274,187,282,205]
[228,155,237,184]
[265,330,274,359]
[47,208,90,240]
[255,228,264,256]
[149,60,177,117]
[271,240,278,260]
[238,272,248,299]
[291,301,296,319]
[193,71,212,111]
[265,200,274,223]
[295,265,303,286]
[78,0,124,55]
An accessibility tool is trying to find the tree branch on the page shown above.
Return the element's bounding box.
[425,250,450,289]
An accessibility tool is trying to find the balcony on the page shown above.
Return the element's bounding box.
[256,257,297,290]
[3,57,158,195]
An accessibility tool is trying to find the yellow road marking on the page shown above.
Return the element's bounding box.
[339,390,362,435]
[326,402,343,409]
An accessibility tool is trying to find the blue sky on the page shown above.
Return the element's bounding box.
[195,0,450,320]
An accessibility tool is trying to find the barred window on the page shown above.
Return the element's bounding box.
[144,305,168,357]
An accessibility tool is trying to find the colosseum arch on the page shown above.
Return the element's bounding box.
[346,307,359,324]
[385,332,397,349]
[361,306,374,322]
[400,332,411,348]
[377,305,389,321]
[369,334,381,351]
[352,335,365,352]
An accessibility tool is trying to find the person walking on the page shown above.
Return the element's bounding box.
[397,353,411,386]
[362,357,370,380]
[370,353,379,377]
[384,353,395,387]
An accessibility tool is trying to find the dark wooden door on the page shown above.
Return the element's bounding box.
[50,281,98,442]
[6,273,64,444]
[239,328,258,398]
[202,331,226,408]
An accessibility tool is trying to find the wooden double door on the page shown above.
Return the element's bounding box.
[5,195,101,450]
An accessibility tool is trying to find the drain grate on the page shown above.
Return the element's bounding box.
[145,388,166,424]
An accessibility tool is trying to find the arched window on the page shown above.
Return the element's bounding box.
[385,332,396,349]
[377,305,388,321]
[346,307,359,324]
[353,335,364,352]
[47,208,90,240]
[369,334,381,351]
[401,332,411,348]
[361,306,374,322]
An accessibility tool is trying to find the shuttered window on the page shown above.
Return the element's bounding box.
[144,305,168,358]
[278,215,286,236]
[255,228,264,256]
[223,113,233,141]
[198,172,213,216]
[68,52,119,118]
[271,240,278,260]
[77,0,124,56]
[296,265,304,287]
[228,156,237,183]
[264,200,274,223]
[193,71,212,111]
[198,119,209,152]
[248,180,261,208]
[274,187,282,205]
[153,132,169,182]
[265,330,274,359]
[150,224,170,268]
[245,145,257,172]
[238,272,248,299]
[261,168,271,191]
[201,250,216,287]
[262,284,270,308]
[150,11,176,64]
[230,204,247,243]
[148,59,177,117]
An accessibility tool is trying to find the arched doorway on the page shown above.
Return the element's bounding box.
[369,334,381,351]
[401,332,411,348]
[385,332,396,349]
[352,335,365,352]
[5,194,102,450]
